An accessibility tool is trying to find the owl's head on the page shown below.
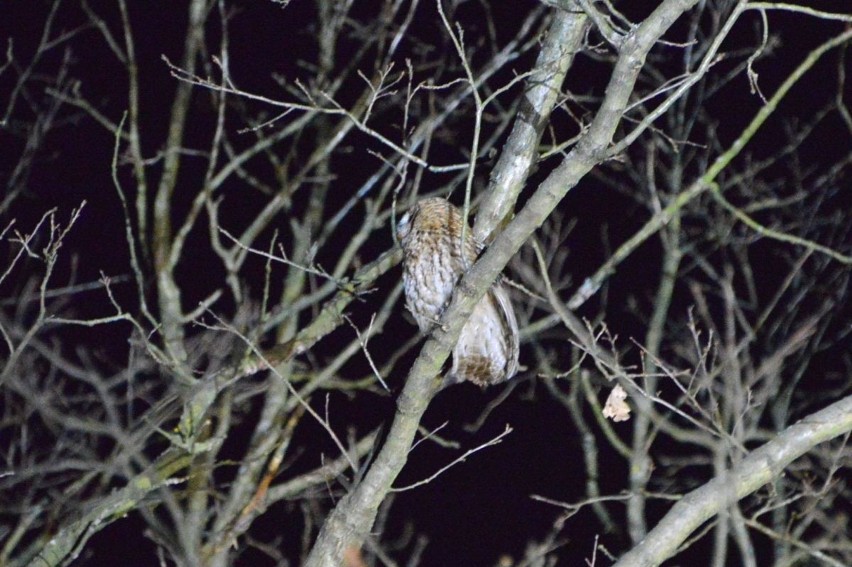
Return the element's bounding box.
[396,198,460,246]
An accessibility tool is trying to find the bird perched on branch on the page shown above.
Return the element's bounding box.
[396,197,519,387]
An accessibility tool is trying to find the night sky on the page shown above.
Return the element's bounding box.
[2,1,851,566]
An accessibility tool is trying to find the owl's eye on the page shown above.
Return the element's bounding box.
[396,211,412,240]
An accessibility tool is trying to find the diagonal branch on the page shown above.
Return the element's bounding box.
[474,8,589,243]
[613,395,852,567]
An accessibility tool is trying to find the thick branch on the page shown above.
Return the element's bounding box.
[614,395,852,567]
[27,450,191,567]
[153,0,209,364]
[474,8,589,243]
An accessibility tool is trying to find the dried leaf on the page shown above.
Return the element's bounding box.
[603,384,630,422]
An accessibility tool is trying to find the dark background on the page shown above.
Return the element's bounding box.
[2,1,850,565]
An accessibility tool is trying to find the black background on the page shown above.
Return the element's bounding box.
[2,1,850,566]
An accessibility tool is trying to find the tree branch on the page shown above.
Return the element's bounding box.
[613,395,852,567]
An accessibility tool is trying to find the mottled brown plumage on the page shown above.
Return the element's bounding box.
[397,198,519,386]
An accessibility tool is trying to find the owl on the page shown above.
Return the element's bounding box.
[396,198,519,387]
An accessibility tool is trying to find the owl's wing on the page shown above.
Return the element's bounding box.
[491,282,519,380]
[445,282,519,387]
